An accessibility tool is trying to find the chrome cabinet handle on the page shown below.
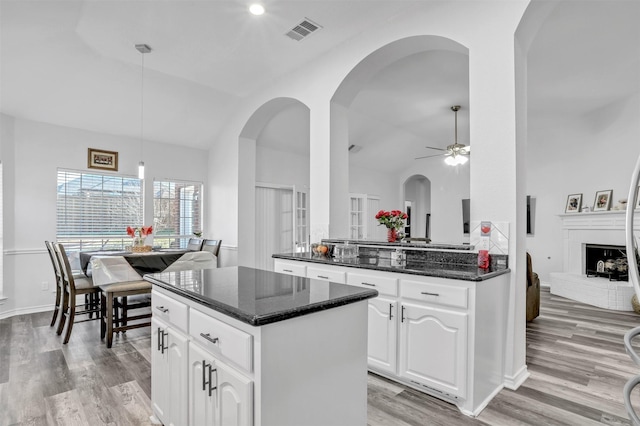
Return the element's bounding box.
[155,306,169,313]
[421,292,439,297]
[283,269,293,273]
[200,332,219,344]
[361,282,376,287]
[317,275,329,279]
[156,327,162,352]
[201,360,217,397]
[389,303,393,320]
[401,305,405,323]
[160,329,168,354]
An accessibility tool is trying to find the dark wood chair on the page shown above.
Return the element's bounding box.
[99,280,152,348]
[45,241,64,327]
[186,237,204,251]
[54,243,101,344]
[526,252,540,322]
[201,239,222,257]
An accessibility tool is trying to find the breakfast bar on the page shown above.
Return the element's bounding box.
[144,266,377,426]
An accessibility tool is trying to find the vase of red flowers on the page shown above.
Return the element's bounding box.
[375,210,408,242]
[127,225,153,252]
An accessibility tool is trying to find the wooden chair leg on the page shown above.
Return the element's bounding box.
[63,295,76,344]
[50,283,61,327]
[56,289,69,336]
[106,293,114,348]
[122,296,128,333]
[100,292,107,340]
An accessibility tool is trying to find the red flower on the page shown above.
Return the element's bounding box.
[126,226,135,237]
[141,226,153,236]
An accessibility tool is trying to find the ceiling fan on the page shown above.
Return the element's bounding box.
[415,105,470,165]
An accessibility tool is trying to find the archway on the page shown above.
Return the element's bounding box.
[330,35,470,241]
[238,97,310,268]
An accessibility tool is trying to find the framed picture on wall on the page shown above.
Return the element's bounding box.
[565,193,582,213]
[593,189,612,212]
[88,148,118,171]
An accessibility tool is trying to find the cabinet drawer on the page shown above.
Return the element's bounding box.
[152,290,188,332]
[274,261,306,277]
[306,267,346,283]
[347,272,397,296]
[190,308,253,373]
[401,280,468,309]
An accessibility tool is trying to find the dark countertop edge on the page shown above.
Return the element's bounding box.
[321,239,474,251]
[272,254,510,282]
[145,275,378,327]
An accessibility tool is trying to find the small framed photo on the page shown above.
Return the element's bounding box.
[565,193,582,213]
[593,190,612,212]
[88,148,118,171]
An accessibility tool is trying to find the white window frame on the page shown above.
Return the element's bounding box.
[152,178,203,249]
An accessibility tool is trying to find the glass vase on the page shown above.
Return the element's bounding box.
[387,228,397,242]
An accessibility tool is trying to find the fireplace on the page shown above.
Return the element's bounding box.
[549,211,639,311]
[584,243,628,281]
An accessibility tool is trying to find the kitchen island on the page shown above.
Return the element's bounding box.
[273,247,511,417]
[144,266,377,426]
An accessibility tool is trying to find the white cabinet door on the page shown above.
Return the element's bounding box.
[189,342,216,426]
[367,297,397,375]
[167,326,189,426]
[189,342,253,426]
[151,318,169,424]
[399,302,468,399]
[218,359,253,426]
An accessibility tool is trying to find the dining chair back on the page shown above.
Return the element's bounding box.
[54,243,101,344]
[201,239,222,257]
[45,241,64,327]
[186,237,204,251]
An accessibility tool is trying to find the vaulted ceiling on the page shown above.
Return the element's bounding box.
[1,0,638,162]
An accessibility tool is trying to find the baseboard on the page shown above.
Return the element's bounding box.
[0,303,54,320]
[503,364,530,390]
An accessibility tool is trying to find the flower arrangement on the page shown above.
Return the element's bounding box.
[375,210,408,230]
[126,225,153,250]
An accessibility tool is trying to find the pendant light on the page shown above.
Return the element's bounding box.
[135,43,151,179]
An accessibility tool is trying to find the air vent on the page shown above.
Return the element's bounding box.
[348,144,362,153]
[285,18,322,41]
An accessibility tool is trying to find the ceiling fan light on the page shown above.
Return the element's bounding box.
[458,155,469,165]
[444,155,457,166]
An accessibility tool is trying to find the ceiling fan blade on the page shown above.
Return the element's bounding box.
[424,146,446,151]
[415,153,445,160]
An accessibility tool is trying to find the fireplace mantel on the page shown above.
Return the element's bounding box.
[550,209,639,311]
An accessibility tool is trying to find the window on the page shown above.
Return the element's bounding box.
[153,180,202,248]
[56,169,143,254]
[295,191,308,252]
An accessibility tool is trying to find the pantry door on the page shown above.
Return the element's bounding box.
[255,184,294,271]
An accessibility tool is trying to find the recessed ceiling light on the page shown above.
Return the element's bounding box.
[249,4,265,15]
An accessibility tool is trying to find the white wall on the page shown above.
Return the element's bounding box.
[526,93,640,282]
[0,115,208,317]
[256,145,309,191]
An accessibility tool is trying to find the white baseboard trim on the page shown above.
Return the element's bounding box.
[0,303,53,320]
[503,365,530,390]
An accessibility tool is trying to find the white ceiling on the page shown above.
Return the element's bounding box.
[1,0,639,159]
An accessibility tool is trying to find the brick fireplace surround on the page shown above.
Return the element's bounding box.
[550,210,640,311]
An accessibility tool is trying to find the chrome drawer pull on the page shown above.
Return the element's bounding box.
[155,306,169,313]
[361,282,376,287]
[200,332,219,344]
[317,275,329,279]
[421,292,439,297]
[283,269,293,273]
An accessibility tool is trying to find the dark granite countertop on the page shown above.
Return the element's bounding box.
[321,239,474,251]
[272,253,510,282]
[144,266,378,326]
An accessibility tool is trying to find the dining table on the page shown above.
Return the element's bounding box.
[79,249,188,278]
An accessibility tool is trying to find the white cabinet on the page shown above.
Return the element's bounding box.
[306,265,346,283]
[152,317,188,426]
[367,296,397,374]
[274,260,306,277]
[399,302,467,399]
[274,257,510,417]
[188,342,253,426]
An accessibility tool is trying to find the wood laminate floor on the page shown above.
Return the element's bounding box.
[2,288,640,425]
